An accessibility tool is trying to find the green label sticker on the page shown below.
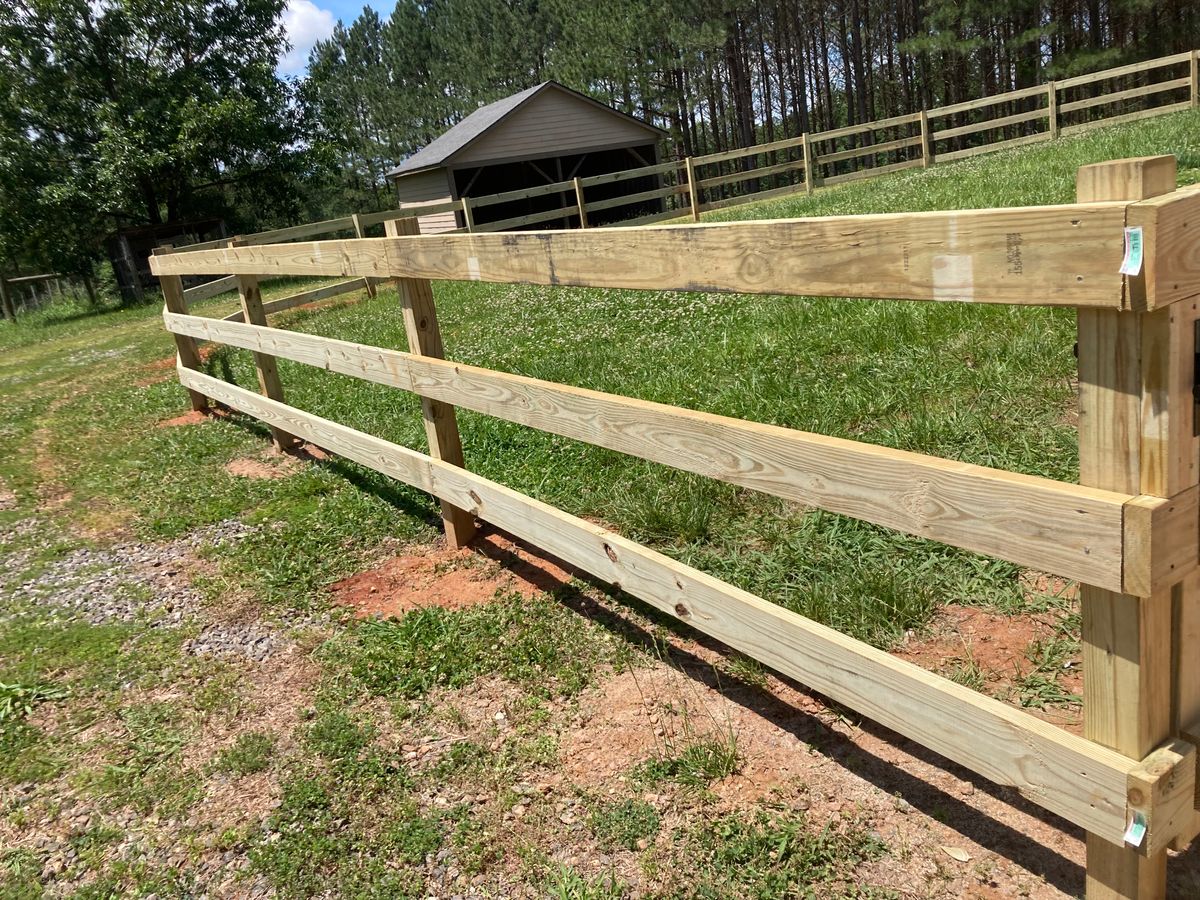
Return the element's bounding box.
[1123,810,1147,848]
[1120,226,1144,277]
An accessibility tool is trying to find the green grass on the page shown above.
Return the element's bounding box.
[589,798,661,851]
[214,731,276,775]
[343,592,629,700]
[1,109,1198,898]
[683,811,894,898]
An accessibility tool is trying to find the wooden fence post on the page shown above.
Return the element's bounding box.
[801,132,814,193]
[230,241,298,451]
[0,277,14,322]
[1075,155,1194,899]
[351,213,377,299]
[1048,81,1060,139]
[385,216,476,548]
[1191,51,1198,108]
[154,247,208,412]
[918,111,932,168]
[684,157,700,221]
[461,197,476,233]
[573,177,588,228]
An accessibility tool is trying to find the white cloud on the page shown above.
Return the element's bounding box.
[278,0,336,76]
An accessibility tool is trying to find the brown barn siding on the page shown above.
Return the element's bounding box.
[451,90,659,165]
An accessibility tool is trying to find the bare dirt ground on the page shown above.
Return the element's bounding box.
[326,532,1200,899]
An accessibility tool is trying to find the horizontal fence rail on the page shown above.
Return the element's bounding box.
[174,362,1171,847]
[151,158,1200,895]
[162,309,1177,594]
[155,203,1138,307]
[159,48,1197,280]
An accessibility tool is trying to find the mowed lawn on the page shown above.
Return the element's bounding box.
[2,109,1199,898]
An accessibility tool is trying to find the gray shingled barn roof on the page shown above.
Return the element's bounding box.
[385,82,664,179]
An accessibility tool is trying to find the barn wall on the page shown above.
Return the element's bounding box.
[393,168,457,233]
[451,88,660,166]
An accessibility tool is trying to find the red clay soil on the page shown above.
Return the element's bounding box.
[157,409,219,428]
[329,529,576,618]
[139,345,221,386]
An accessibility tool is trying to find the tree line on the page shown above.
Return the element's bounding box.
[1,0,1197,290]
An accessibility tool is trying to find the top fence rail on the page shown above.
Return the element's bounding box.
[166,47,1199,263]
[152,189,1200,311]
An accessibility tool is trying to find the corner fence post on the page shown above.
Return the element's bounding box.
[385,215,476,548]
[153,246,208,412]
[230,239,298,451]
[1076,155,1197,899]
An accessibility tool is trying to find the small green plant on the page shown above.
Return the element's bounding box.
[687,812,891,897]
[1016,636,1081,709]
[214,731,275,775]
[589,798,660,851]
[0,680,66,723]
[636,730,741,791]
[544,864,626,900]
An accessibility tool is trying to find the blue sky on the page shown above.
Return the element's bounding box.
[278,0,391,76]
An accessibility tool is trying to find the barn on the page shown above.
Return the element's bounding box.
[385,82,666,232]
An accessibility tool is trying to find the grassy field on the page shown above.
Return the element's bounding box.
[2,109,1200,898]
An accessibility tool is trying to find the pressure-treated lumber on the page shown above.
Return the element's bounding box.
[351,214,377,298]
[1124,185,1200,311]
[1076,155,1188,900]
[385,216,475,548]
[234,271,297,451]
[220,278,369,323]
[1057,51,1194,90]
[578,184,683,214]
[183,274,238,303]
[935,131,1052,163]
[1058,77,1191,115]
[932,107,1048,141]
[149,202,1132,308]
[1061,102,1193,138]
[161,309,1167,594]
[157,264,208,413]
[174,363,1147,846]
[929,82,1053,117]
[822,158,923,186]
[816,135,922,166]
[573,178,588,228]
[684,157,700,220]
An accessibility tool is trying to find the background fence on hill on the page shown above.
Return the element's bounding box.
[150,156,1200,900]
[168,46,1199,275]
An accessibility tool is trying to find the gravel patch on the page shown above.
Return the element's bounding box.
[0,517,335,661]
[4,519,256,627]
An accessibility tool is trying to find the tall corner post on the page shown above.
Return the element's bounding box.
[154,246,208,413]
[229,241,298,451]
[1076,155,1198,899]
[384,216,476,548]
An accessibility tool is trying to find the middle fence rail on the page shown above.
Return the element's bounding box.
[151,164,1200,896]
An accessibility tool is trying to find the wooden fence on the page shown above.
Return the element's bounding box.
[164,47,1199,317]
[152,154,1200,899]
